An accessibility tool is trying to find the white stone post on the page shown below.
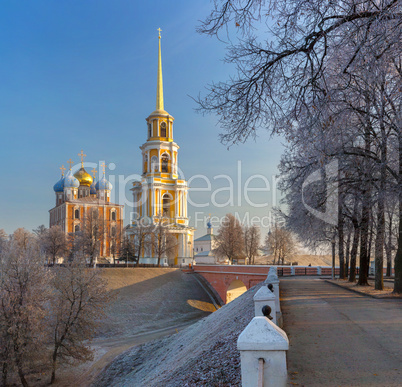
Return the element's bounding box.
[264,267,282,327]
[237,316,289,387]
[317,266,322,275]
[291,266,295,276]
[264,268,281,313]
[253,285,277,324]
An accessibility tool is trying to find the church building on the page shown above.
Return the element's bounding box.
[127,31,194,266]
[193,219,229,265]
[49,151,123,262]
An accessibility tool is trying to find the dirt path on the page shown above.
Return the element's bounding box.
[281,278,402,386]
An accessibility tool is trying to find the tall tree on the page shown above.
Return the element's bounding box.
[265,226,297,265]
[214,214,245,263]
[198,0,402,292]
[48,258,110,384]
[79,208,105,266]
[0,234,50,386]
[149,216,177,267]
[126,223,153,266]
[244,225,260,265]
[42,226,68,265]
[0,229,7,254]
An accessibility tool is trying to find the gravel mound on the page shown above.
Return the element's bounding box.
[94,282,260,386]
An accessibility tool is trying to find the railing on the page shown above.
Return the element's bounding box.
[276,266,359,277]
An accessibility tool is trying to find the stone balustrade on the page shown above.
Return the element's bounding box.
[238,266,289,386]
[237,316,289,387]
[264,266,282,326]
[253,285,277,324]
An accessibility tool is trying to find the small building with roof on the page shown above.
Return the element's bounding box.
[193,219,229,265]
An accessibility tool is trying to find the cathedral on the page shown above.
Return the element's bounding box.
[126,31,194,266]
[49,151,123,262]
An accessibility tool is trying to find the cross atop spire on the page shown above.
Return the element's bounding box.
[78,150,86,166]
[91,167,97,179]
[59,165,66,176]
[100,162,106,175]
[156,29,164,111]
[67,159,74,170]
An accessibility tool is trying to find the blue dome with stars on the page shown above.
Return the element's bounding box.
[95,175,113,191]
[90,181,97,195]
[53,175,65,192]
[64,170,80,188]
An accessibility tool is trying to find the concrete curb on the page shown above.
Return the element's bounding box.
[325,279,402,300]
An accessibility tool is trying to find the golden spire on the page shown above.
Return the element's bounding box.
[60,165,66,177]
[67,159,74,170]
[78,150,86,167]
[156,28,164,111]
[91,168,97,179]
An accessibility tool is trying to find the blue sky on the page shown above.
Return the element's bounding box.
[0,0,285,238]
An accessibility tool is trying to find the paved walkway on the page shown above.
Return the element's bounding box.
[281,278,402,386]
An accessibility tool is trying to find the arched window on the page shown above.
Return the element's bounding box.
[75,209,80,219]
[112,211,116,221]
[148,123,152,138]
[160,121,167,137]
[111,226,116,236]
[74,225,80,233]
[151,155,158,172]
[162,194,170,216]
[161,153,169,173]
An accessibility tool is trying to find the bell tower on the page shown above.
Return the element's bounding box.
[130,30,194,266]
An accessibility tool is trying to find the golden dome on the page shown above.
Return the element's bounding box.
[74,167,93,187]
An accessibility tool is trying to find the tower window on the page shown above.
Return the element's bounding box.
[74,225,80,233]
[151,156,158,172]
[148,123,152,138]
[74,209,80,219]
[162,194,170,216]
[161,153,169,173]
[111,226,116,236]
[160,121,167,137]
[112,211,116,221]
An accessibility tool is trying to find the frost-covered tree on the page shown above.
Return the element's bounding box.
[214,214,245,262]
[198,0,402,292]
[48,258,110,384]
[244,225,260,264]
[0,234,50,386]
[41,226,68,265]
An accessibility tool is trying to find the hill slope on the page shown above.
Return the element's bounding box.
[97,268,215,339]
[94,281,258,386]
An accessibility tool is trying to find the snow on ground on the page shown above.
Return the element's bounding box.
[94,281,259,387]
